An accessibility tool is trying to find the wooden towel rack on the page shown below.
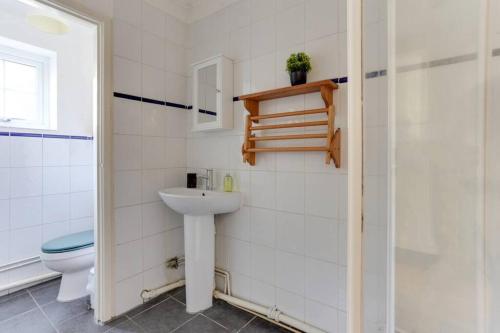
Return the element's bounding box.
[239,80,341,167]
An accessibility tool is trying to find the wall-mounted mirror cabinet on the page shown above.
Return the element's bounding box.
[192,55,233,131]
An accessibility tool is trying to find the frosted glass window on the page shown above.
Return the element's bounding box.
[3,61,39,121]
[0,40,56,130]
[5,61,38,92]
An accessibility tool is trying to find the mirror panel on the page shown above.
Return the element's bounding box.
[192,55,233,132]
[197,64,217,124]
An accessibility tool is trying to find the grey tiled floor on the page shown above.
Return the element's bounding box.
[0,279,291,333]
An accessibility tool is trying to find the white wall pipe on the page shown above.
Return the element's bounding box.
[168,258,231,296]
[213,267,326,333]
[0,256,42,273]
[140,279,185,301]
[213,290,326,333]
[140,265,325,333]
[214,267,231,295]
[0,272,61,293]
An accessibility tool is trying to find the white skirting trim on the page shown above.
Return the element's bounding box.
[0,272,61,294]
[140,279,186,301]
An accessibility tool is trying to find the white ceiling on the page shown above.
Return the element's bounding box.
[144,0,238,23]
[0,0,96,36]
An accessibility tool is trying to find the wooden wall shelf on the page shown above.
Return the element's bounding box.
[239,80,341,167]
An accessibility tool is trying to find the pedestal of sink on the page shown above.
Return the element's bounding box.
[183,214,215,313]
[158,187,241,313]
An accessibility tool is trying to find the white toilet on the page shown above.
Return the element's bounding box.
[40,230,95,302]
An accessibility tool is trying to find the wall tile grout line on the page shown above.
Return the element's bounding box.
[40,132,45,277]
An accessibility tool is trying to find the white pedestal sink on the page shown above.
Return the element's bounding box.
[158,187,241,313]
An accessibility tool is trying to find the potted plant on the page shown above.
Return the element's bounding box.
[286,52,312,86]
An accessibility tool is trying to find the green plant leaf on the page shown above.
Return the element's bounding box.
[286,52,312,73]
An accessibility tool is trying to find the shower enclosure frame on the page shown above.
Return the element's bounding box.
[36,0,114,324]
[346,0,364,332]
[367,0,491,332]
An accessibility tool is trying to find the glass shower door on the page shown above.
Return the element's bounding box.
[362,0,389,332]
[362,0,498,332]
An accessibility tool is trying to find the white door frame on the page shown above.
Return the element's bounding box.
[386,0,396,331]
[36,0,114,323]
[347,0,364,332]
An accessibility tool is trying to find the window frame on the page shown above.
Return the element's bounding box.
[0,38,56,130]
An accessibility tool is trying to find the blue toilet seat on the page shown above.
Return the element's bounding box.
[41,230,94,254]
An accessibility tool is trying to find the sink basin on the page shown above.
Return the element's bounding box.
[158,187,242,313]
[159,187,242,216]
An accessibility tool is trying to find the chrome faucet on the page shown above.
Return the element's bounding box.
[198,169,215,191]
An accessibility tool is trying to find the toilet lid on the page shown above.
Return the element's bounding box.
[41,230,94,254]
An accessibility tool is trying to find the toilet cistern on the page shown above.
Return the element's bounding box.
[158,187,241,313]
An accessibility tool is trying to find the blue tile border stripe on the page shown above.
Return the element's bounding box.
[41,134,71,139]
[165,101,188,109]
[69,135,93,140]
[113,92,142,102]
[113,92,188,109]
[142,97,165,106]
[199,109,217,116]
[10,132,43,138]
[334,76,349,83]
[114,76,349,110]
[0,132,92,140]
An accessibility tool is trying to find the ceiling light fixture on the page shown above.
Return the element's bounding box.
[27,15,69,35]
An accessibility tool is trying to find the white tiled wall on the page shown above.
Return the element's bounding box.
[0,135,94,285]
[67,0,349,326]
[111,0,189,315]
[186,1,348,331]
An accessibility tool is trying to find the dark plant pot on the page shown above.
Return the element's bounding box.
[290,71,307,86]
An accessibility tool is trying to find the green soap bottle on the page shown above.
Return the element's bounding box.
[224,174,233,192]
